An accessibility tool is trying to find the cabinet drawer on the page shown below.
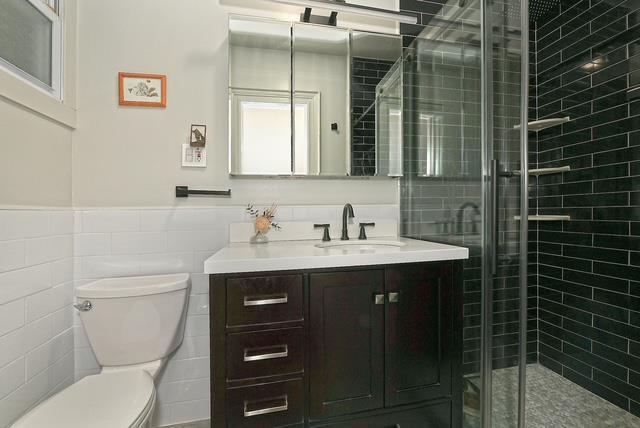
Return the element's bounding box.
[227,275,303,327]
[227,327,304,381]
[227,379,304,428]
[314,401,451,428]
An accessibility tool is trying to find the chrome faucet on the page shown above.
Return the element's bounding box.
[341,203,355,240]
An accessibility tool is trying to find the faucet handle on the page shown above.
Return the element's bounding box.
[358,222,375,240]
[314,224,331,242]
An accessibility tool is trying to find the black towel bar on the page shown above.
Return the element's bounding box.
[175,186,231,198]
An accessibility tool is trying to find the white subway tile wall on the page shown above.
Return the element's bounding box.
[71,205,397,427]
[0,205,397,427]
[0,210,75,428]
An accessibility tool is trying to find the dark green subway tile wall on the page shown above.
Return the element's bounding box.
[532,0,640,417]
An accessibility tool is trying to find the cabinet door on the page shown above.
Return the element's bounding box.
[309,270,385,419]
[385,262,454,406]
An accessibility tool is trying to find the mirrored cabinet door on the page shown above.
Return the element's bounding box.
[351,32,403,177]
[229,16,292,175]
[293,24,350,176]
[228,16,404,178]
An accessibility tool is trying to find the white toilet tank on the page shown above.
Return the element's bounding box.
[76,273,190,368]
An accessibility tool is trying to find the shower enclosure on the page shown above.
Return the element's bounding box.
[400,0,528,425]
[399,0,640,426]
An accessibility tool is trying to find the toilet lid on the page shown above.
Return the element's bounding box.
[12,370,154,428]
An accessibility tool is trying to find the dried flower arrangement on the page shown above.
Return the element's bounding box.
[245,203,281,243]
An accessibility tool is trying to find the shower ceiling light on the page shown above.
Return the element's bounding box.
[268,0,419,24]
[581,57,605,72]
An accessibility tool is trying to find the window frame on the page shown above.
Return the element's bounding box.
[0,0,64,100]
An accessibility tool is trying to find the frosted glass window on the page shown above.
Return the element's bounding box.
[0,0,53,86]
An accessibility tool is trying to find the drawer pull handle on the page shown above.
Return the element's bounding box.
[243,345,289,362]
[243,395,288,417]
[244,293,288,306]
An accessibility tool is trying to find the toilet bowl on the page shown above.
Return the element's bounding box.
[11,273,191,428]
[12,370,156,428]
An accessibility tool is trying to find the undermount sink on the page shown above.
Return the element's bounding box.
[315,240,407,250]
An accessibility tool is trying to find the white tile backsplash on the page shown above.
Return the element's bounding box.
[24,235,72,265]
[73,233,111,256]
[138,252,195,276]
[156,377,210,405]
[0,358,25,401]
[111,231,167,255]
[0,211,52,241]
[50,212,74,236]
[23,314,53,353]
[0,369,50,428]
[0,204,397,427]
[162,357,210,383]
[0,264,51,307]
[25,282,73,323]
[0,209,74,427]
[81,210,140,232]
[0,299,25,337]
[167,230,224,252]
[0,240,25,272]
[0,329,24,369]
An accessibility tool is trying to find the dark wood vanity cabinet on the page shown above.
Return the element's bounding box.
[210,261,462,428]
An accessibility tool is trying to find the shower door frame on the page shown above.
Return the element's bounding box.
[479,0,530,427]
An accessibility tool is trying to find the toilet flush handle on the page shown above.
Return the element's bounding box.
[74,300,93,312]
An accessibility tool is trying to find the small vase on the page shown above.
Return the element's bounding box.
[250,231,269,244]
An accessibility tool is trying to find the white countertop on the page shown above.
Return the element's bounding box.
[204,237,469,274]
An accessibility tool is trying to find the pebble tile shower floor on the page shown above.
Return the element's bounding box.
[465,364,640,427]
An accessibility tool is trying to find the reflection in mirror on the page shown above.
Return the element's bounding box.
[229,16,292,175]
[351,32,403,176]
[228,16,404,178]
[293,24,350,175]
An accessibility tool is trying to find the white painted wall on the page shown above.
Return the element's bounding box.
[72,0,399,208]
[0,101,73,208]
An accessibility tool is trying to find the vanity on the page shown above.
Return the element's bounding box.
[205,223,468,428]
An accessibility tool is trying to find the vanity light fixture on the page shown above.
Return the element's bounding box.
[268,0,419,24]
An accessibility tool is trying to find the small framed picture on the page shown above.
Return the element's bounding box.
[119,72,167,107]
[190,124,207,147]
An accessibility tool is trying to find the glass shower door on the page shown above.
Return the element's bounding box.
[481,0,529,427]
[399,0,528,426]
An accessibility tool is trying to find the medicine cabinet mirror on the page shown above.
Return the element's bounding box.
[228,15,404,177]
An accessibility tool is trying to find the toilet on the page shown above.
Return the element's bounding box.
[11,273,191,428]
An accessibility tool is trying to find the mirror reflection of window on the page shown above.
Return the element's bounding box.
[230,89,319,175]
[294,104,310,175]
[239,101,291,174]
[228,16,292,175]
[236,101,312,175]
[228,17,404,178]
[417,113,443,178]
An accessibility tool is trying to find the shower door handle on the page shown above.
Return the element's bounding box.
[491,159,499,276]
